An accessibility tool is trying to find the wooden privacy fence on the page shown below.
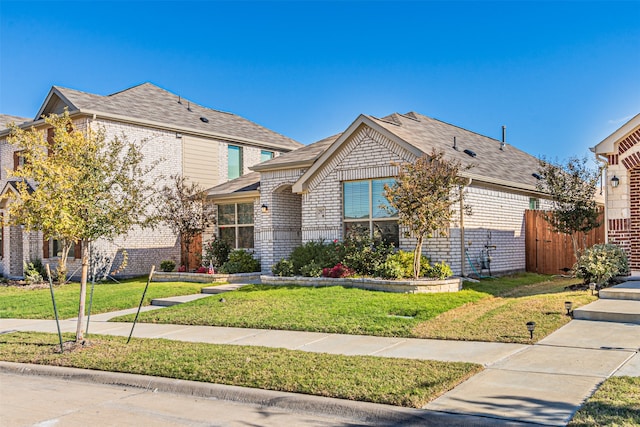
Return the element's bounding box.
[525,209,605,275]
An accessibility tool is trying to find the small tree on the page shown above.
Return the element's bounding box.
[158,174,215,270]
[4,110,159,342]
[384,149,472,279]
[536,156,602,261]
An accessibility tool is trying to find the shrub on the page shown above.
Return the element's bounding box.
[203,238,232,268]
[23,261,44,284]
[340,226,394,276]
[300,261,323,277]
[426,261,454,280]
[160,260,176,272]
[178,265,187,272]
[271,259,294,277]
[322,263,355,278]
[575,243,629,286]
[220,250,261,274]
[378,250,430,279]
[195,266,208,274]
[289,240,341,275]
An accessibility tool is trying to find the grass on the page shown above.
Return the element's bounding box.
[568,376,640,426]
[0,278,205,319]
[112,273,595,343]
[0,331,482,408]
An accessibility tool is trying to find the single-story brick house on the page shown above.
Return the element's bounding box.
[591,113,640,274]
[207,112,550,276]
[0,83,301,279]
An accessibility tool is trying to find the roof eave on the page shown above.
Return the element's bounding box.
[206,190,260,202]
[250,160,315,172]
[591,113,640,155]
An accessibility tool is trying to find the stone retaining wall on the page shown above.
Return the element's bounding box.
[152,272,262,284]
[260,275,462,293]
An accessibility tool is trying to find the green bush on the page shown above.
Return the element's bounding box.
[220,250,261,274]
[426,261,454,280]
[300,261,324,277]
[289,240,341,276]
[378,250,430,279]
[575,243,629,286]
[23,260,44,284]
[203,238,232,268]
[159,260,176,272]
[341,226,394,276]
[271,259,294,277]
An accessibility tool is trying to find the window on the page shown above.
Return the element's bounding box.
[13,151,26,170]
[343,178,399,246]
[218,203,254,249]
[529,198,540,210]
[44,239,78,259]
[260,150,274,162]
[228,145,243,180]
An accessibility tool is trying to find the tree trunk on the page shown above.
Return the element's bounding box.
[414,234,425,279]
[570,234,580,265]
[75,239,89,342]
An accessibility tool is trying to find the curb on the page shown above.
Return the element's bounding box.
[0,361,525,426]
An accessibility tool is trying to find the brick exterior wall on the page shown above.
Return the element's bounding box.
[630,167,640,270]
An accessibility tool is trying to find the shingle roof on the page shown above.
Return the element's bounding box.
[45,83,302,151]
[368,112,542,189]
[0,114,30,129]
[206,171,260,198]
[251,133,341,171]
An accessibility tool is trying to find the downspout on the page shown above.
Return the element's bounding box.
[595,153,609,243]
[460,178,472,277]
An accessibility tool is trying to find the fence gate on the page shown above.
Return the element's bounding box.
[525,209,605,275]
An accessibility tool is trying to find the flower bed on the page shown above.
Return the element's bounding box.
[260,275,462,294]
[152,272,262,284]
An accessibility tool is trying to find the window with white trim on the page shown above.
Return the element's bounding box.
[228,145,243,180]
[218,203,254,249]
[343,178,399,246]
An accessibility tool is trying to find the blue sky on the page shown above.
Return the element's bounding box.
[1,1,638,159]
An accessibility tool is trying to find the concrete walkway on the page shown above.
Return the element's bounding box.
[2,279,639,426]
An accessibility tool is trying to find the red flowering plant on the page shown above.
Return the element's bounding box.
[322,263,355,278]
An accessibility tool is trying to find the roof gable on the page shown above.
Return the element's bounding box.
[592,113,640,155]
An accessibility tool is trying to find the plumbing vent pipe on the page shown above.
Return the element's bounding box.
[500,126,506,150]
[453,136,458,150]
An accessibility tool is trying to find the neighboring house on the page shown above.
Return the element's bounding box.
[0,83,301,279]
[208,112,549,276]
[591,113,640,274]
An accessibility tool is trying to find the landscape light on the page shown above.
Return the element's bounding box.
[526,321,536,340]
[564,301,573,316]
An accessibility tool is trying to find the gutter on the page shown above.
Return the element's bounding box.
[594,153,609,243]
[0,109,301,153]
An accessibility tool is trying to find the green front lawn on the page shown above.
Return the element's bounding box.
[569,376,640,426]
[0,331,482,408]
[113,273,594,343]
[0,278,205,319]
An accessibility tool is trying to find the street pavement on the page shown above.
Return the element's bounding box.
[1,280,639,426]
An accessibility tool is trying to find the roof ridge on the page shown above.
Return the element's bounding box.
[374,113,402,126]
[399,112,421,121]
[417,112,503,143]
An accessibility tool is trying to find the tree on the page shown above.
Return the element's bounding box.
[384,149,472,279]
[4,110,158,342]
[536,156,602,261]
[157,174,215,270]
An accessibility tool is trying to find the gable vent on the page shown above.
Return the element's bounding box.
[464,149,477,158]
[200,116,209,123]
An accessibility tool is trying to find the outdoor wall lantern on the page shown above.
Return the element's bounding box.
[611,176,620,188]
[564,301,573,316]
[261,204,269,213]
[526,321,536,340]
[589,282,597,296]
